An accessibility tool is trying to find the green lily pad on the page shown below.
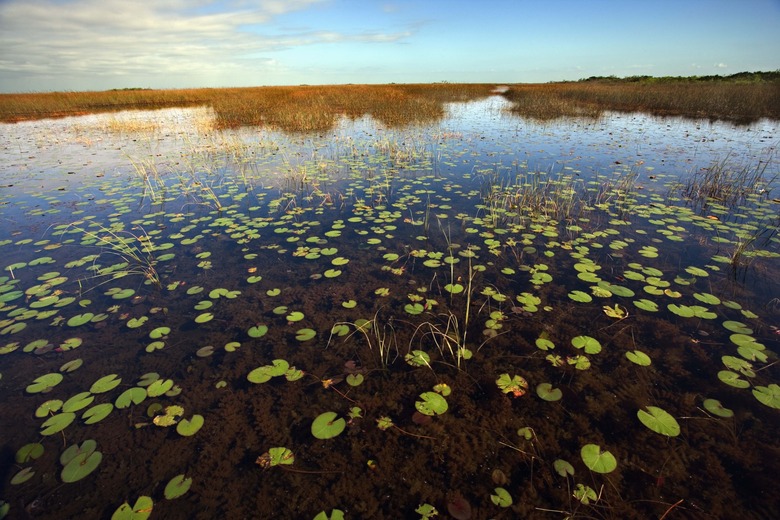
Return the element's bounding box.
[702,398,734,418]
[67,313,94,327]
[311,411,346,439]
[146,378,174,397]
[637,406,680,437]
[194,312,214,323]
[82,403,114,424]
[11,467,35,485]
[490,487,513,507]
[176,414,204,436]
[752,384,780,409]
[111,496,153,520]
[553,459,575,477]
[26,372,63,393]
[580,443,617,473]
[61,450,102,483]
[115,387,147,408]
[260,446,295,467]
[536,383,562,402]
[15,443,44,463]
[568,290,592,303]
[626,350,652,366]
[164,474,192,500]
[90,374,122,393]
[62,392,95,413]
[571,335,601,354]
[717,370,750,388]
[295,328,316,341]
[415,391,449,416]
[248,324,268,338]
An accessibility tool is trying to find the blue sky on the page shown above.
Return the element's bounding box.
[0,0,778,92]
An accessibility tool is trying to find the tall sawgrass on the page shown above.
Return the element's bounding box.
[502,79,780,123]
[0,84,496,132]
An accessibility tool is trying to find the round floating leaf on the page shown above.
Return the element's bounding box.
[82,403,114,424]
[571,335,601,354]
[295,328,316,341]
[15,443,44,463]
[415,391,449,416]
[67,313,94,327]
[703,398,734,418]
[568,290,592,303]
[717,370,750,389]
[90,374,122,393]
[115,387,147,409]
[146,378,174,397]
[127,317,148,329]
[26,372,63,393]
[164,474,192,500]
[490,487,513,507]
[149,327,170,339]
[405,350,431,367]
[536,383,562,402]
[111,496,153,520]
[35,399,63,417]
[637,406,680,437]
[553,459,575,477]
[535,337,555,351]
[722,321,752,334]
[580,444,617,473]
[341,300,357,309]
[752,384,780,409]
[248,324,268,338]
[626,350,652,366]
[11,467,35,485]
[633,299,659,312]
[261,447,295,467]
[286,311,305,322]
[311,411,346,439]
[194,312,214,324]
[62,392,94,413]
[61,450,102,483]
[60,359,83,373]
[176,415,204,436]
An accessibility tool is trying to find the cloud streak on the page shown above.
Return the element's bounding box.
[0,0,415,90]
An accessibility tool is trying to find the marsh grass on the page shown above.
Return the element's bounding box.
[0,84,496,132]
[503,78,780,122]
[682,153,776,209]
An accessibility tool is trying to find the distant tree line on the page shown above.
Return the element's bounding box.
[573,70,780,84]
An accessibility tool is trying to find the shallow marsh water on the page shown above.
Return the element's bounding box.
[0,97,778,519]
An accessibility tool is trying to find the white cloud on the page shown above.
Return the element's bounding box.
[0,0,415,91]
[714,62,728,68]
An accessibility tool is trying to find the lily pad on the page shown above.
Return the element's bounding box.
[295,328,316,341]
[26,372,63,393]
[311,411,346,439]
[571,335,601,354]
[61,450,102,483]
[90,373,122,393]
[536,383,563,402]
[415,391,449,416]
[177,414,205,436]
[115,387,147,408]
[752,384,780,409]
[580,443,617,473]
[248,324,268,338]
[626,350,652,366]
[490,487,513,507]
[702,398,734,418]
[164,474,192,499]
[83,403,114,424]
[637,406,680,437]
[111,496,153,520]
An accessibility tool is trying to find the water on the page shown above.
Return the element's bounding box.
[0,98,778,519]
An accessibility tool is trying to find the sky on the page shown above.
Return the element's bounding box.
[0,0,778,93]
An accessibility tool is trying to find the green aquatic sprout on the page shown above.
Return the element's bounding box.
[573,483,598,504]
[311,411,346,439]
[415,503,439,519]
[405,350,431,367]
[553,459,575,477]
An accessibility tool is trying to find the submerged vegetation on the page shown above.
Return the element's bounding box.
[0,86,778,519]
